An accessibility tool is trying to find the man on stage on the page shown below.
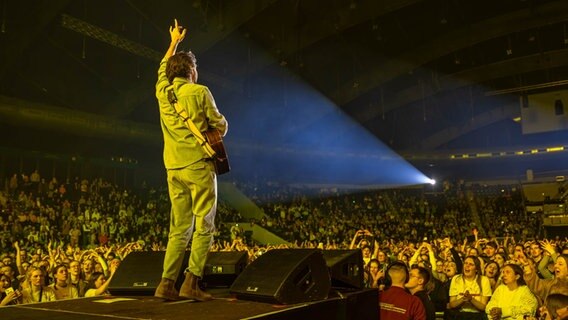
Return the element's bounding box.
[154,19,228,302]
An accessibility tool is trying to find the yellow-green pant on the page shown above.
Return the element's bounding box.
[162,160,216,279]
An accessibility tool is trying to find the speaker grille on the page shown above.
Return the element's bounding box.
[202,251,248,288]
[230,249,331,304]
[322,249,364,289]
[108,251,190,296]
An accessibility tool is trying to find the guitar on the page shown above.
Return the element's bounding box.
[166,87,230,175]
[203,129,230,175]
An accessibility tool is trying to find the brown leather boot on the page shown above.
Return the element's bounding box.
[179,272,213,301]
[154,278,179,301]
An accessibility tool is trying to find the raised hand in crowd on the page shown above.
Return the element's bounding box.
[13,241,26,276]
[108,258,120,275]
[151,242,161,252]
[422,241,433,252]
[539,239,557,257]
[442,237,453,250]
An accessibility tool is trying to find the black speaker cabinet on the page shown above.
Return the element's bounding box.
[229,249,331,305]
[108,251,190,296]
[322,249,364,289]
[202,251,248,288]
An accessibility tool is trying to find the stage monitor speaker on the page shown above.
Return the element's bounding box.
[108,251,190,296]
[229,249,331,305]
[322,249,364,289]
[202,251,248,288]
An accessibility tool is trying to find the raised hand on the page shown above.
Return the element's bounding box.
[109,259,120,275]
[448,239,455,250]
[170,19,187,44]
[539,239,556,256]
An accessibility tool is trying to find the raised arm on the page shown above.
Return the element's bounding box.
[461,238,468,254]
[372,238,380,259]
[13,241,25,276]
[349,230,362,250]
[92,250,109,277]
[92,262,118,296]
[362,229,379,257]
[164,19,187,60]
[157,19,188,98]
[521,255,550,303]
[447,238,463,273]
[46,240,57,269]
[409,243,423,266]
[424,242,438,271]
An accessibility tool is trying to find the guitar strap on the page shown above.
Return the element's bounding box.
[166,85,217,158]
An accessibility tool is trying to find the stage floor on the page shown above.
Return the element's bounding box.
[0,289,378,320]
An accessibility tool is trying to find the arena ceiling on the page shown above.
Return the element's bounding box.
[1,0,568,178]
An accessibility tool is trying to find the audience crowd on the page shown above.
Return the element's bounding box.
[0,171,567,319]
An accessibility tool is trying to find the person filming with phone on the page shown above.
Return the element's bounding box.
[0,274,21,306]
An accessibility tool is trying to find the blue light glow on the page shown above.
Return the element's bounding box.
[219,64,430,189]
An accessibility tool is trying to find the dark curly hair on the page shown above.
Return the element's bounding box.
[166,51,197,83]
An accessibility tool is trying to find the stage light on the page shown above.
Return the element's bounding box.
[221,39,431,194]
